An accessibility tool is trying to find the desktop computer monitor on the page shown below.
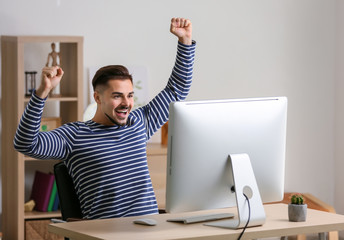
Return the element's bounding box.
[165,97,287,213]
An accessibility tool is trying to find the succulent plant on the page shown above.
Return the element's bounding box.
[291,193,305,205]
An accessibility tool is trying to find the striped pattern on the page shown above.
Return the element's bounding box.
[14,41,196,219]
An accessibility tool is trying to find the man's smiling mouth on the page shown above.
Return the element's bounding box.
[117,110,128,113]
[115,108,129,119]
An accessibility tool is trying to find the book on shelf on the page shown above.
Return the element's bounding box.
[47,180,57,212]
[30,171,55,212]
[53,191,60,211]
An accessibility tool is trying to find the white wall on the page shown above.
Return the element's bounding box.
[335,0,344,216]
[0,0,342,232]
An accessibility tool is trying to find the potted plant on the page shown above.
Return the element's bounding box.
[288,193,307,222]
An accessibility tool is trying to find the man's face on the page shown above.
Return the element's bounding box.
[95,79,134,126]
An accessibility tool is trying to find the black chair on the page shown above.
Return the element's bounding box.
[54,162,83,221]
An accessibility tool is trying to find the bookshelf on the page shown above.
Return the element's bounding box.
[1,36,84,240]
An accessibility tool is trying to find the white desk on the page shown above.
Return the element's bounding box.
[48,204,344,240]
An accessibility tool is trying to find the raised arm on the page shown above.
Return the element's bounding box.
[134,17,196,140]
[13,66,72,160]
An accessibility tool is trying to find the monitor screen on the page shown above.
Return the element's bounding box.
[165,97,288,213]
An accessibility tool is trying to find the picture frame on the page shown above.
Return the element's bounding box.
[40,117,61,132]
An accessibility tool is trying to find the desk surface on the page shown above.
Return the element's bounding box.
[48,204,344,240]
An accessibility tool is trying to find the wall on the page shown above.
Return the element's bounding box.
[335,0,344,216]
[0,0,341,232]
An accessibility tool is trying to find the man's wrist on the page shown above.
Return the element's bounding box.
[35,87,50,99]
[178,37,192,46]
[178,40,196,47]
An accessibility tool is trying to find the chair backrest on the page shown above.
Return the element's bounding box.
[54,162,83,221]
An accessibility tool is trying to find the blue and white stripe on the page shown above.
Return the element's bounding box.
[14,41,196,219]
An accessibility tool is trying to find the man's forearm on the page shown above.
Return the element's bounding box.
[14,94,45,153]
[167,40,196,101]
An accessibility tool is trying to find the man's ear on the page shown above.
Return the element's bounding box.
[94,91,101,104]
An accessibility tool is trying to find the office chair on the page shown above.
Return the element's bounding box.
[54,162,83,221]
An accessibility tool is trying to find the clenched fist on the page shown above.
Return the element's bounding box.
[36,66,64,99]
[170,17,192,45]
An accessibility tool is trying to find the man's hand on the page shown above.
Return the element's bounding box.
[35,66,64,99]
[170,18,192,45]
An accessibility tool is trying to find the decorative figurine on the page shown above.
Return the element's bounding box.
[46,42,62,97]
[46,42,61,67]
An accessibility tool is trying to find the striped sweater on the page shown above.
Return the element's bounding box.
[14,41,196,219]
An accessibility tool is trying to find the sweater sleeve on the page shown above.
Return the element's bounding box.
[13,93,73,160]
[133,41,196,140]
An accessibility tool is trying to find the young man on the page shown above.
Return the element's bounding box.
[14,17,196,219]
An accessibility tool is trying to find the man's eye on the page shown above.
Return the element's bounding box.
[129,94,134,98]
[113,95,120,99]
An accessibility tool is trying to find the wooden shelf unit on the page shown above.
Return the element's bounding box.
[1,35,84,240]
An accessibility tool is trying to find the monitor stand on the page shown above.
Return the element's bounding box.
[205,153,266,229]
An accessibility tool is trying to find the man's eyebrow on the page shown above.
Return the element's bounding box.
[111,92,124,95]
[111,91,135,95]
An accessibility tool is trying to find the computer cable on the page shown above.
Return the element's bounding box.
[237,193,251,240]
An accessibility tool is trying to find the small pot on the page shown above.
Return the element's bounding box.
[288,203,307,222]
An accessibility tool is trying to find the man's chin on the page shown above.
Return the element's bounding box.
[113,118,127,126]
[105,113,128,126]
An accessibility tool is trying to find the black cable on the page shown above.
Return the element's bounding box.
[237,193,251,240]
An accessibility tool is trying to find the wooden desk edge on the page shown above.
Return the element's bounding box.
[48,223,102,240]
[48,204,344,240]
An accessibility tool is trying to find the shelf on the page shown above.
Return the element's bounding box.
[23,157,61,163]
[25,210,61,220]
[24,96,78,103]
[2,35,83,44]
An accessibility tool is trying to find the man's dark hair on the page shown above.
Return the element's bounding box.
[92,65,133,91]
